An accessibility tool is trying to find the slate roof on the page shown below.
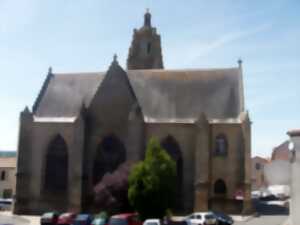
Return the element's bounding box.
[33,67,244,121]
[34,73,105,117]
[127,68,243,120]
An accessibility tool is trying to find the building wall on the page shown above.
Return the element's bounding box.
[272,141,290,161]
[288,134,300,225]
[0,166,15,198]
[14,115,84,214]
[251,157,268,190]
[145,122,197,212]
[210,123,245,213]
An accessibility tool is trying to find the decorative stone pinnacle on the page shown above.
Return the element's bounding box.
[144,9,151,27]
[48,66,53,74]
[113,54,118,62]
[238,58,243,67]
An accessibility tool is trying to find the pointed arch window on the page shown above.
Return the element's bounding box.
[93,134,126,185]
[215,134,228,156]
[161,135,183,209]
[1,171,6,181]
[147,42,151,54]
[44,135,68,192]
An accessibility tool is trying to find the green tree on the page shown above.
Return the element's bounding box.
[128,138,176,220]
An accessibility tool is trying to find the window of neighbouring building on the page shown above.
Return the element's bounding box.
[255,163,261,170]
[0,171,6,181]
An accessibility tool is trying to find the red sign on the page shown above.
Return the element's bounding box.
[235,189,244,200]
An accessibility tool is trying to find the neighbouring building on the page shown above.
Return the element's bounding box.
[0,152,16,199]
[264,140,291,187]
[287,129,300,225]
[251,156,268,190]
[272,140,290,161]
[14,11,252,215]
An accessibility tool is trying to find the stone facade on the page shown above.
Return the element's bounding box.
[14,11,252,215]
[287,130,300,225]
[0,157,16,199]
[251,156,268,190]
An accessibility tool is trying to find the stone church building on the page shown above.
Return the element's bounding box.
[14,11,252,215]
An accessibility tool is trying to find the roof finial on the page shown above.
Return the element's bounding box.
[144,8,151,27]
[238,58,243,68]
[110,53,119,68]
[48,66,53,74]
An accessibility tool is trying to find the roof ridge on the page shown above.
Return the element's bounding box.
[53,71,106,76]
[127,67,239,72]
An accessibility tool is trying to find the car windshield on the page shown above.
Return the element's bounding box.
[205,214,214,219]
[109,218,128,225]
[147,222,159,225]
[196,215,201,219]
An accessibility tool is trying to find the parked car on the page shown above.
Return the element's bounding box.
[259,194,279,201]
[143,218,190,225]
[211,212,233,225]
[0,198,12,211]
[143,219,161,225]
[73,214,93,225]
[108,213,142,225]
[92,217,108,225]
[57,212,77,225]
[40,212,59,225]
[186,212,217,225]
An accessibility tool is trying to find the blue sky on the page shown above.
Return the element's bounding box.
[0,0,299,157]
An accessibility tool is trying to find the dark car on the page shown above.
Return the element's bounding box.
[40,212,59,225]
[57,212,77,225]
[212,212,233,225]
[259,194,279,201]
[108,213,142,225]
[73,214,93,225]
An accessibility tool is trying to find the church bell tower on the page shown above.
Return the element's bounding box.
[127,10,164,70]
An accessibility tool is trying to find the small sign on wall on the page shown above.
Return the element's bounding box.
[235,189,244,200]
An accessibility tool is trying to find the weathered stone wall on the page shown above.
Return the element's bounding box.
[145,122,196,212]
[82,63,144,210]
[209,123,245,213]
[14,114,84,214]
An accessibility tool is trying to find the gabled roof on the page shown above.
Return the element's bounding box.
[127,67,243,120]
[32,66,244,121]
[34,72,105,117]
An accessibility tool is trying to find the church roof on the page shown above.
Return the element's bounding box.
[127,67,243,121]
[33,66,244,121]
[34,72,105,117]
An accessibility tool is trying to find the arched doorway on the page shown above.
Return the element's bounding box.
[160,135,183,210]
[44,134,68,192]
[93,135,126,185]
[214,179,227,195]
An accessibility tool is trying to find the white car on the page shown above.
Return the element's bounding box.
[186,212,217,225]
[143,219,161,225]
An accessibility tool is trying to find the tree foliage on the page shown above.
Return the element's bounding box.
[128,138,176,220]
[94,162,133,214]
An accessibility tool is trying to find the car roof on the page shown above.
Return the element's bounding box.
[145,219,160,223]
